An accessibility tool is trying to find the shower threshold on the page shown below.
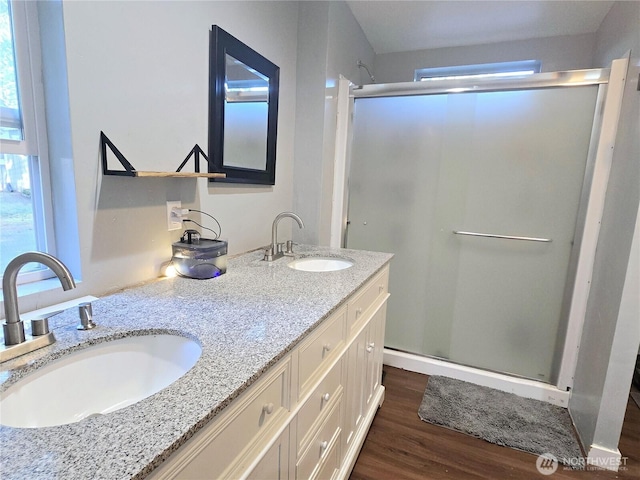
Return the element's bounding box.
[383,347,570,408]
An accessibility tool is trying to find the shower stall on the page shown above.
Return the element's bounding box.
[339,63,627,395]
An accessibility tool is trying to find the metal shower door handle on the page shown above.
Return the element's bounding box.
[453,230,552,243]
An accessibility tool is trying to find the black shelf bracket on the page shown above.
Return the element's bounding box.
[175,144,215,173]
[100,131,137,176]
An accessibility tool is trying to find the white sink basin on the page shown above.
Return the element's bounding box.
[0,334,201,428]
[288,256,353,272]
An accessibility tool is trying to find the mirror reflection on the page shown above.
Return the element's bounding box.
[224,55,269,171]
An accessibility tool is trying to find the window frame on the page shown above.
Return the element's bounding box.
[1,0,56,284]
[415,60,542,82]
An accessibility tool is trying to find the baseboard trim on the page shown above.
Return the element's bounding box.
[587,444,623,472]
[383,348,570,407]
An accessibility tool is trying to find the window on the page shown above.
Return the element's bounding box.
[415,60,541,82]
[0,0,55,284]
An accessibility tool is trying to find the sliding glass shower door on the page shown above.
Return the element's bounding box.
[346,85,599,382]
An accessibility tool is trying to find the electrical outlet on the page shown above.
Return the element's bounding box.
[166,201,182,231]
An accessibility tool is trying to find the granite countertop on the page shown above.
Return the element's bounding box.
[0,245,392,480]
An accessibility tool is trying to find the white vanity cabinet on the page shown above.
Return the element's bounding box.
[246,426,291,480]
[148,357,292,479]
[341,269,388,476]
[148,264,390,480]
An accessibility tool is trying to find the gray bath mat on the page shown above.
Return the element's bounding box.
[418,376,583,468]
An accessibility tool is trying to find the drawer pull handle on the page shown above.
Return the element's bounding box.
[355,307,363,317]
[379,285,384,293]
[322,392,331,402]
[366,342,375,353]
[320,440,329,452]
[323,343,332,352]
[262,403,275,415]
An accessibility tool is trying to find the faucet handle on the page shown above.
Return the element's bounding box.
[77,302,96,331]
[30,310,63,337]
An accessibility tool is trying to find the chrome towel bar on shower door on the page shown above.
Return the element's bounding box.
[452,230,552,243]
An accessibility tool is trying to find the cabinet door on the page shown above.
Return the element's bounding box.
[373,302,387,392]
[343,326,368,450]
[246,426,289,480]
[363,303,387,411]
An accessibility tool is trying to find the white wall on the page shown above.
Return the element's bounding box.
[293,1,374,245]
[374,33,596,84]
[593,1,640,67]
[10,1,299,314]
[569,0,640,459]
[292,1,330,245]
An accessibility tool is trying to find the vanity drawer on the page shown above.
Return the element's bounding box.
[347,266,389,333]
[168,358,290,479]
[296,357,343,454]
[313,436,339,480]
[298,306,346,397]
[296,399,341,480]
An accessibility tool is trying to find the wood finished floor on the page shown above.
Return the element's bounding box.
[350,367,640,480]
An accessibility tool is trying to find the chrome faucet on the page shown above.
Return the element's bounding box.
[264,212,304,261]
[2,252,76,348]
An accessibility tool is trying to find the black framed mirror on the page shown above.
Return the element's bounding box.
[209,26,280,185]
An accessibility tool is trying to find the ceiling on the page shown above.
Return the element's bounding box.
[346,1,615,54]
